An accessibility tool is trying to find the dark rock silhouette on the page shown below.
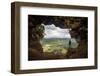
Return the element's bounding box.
[66,40,88,58]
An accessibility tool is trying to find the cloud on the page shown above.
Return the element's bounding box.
[43,24,71,39]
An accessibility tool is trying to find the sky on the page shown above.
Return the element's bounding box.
[43,24,71,39]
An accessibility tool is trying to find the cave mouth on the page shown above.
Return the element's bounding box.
[28,15,88,60]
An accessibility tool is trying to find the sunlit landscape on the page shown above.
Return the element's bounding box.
[41,24,71,58]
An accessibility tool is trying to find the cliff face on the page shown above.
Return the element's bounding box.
[67,39,88,58]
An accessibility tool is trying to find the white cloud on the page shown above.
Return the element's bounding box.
[43,24,71,39]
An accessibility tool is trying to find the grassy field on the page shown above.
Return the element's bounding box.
[41,38,70,57]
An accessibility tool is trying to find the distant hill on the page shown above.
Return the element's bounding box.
[42,38,78,49]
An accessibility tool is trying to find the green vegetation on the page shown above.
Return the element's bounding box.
[42,38,70,56]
